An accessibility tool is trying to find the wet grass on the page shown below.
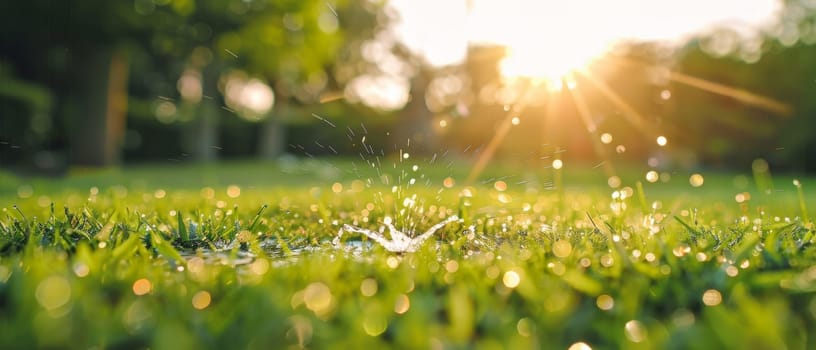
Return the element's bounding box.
[0,158,815,349]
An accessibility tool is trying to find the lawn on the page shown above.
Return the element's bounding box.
[1,157,814,349]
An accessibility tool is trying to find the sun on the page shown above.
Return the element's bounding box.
[490,4,615,86]
[499,41,606,88]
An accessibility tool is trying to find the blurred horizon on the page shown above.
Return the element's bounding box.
[2,0,816,175]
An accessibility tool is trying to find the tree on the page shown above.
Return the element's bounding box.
[0,0,383,166]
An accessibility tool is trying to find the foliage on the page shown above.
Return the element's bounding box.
[1,160,815,348]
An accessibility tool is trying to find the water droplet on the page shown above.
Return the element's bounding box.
[303,283,332,314]
[387,256,400,269]
[445,260,459,273]
[72,263,89,278]
[17,185,33,198]
[226,185,241,198]
[656,136,667,146]
[624,320,647,343]
[646,171,659,183]
[725,265,739,277]
[689,174,705,187]
[494,181,508,191]
[702,289,722,306]
[660,89,672,100]
[552,159,563,170]
[394,294,410,314]
[511,117,520,125]
[600,254,615,267]
[331,182,343,193]
[607,176,621,188]
[36,276,71,311]
[568,342,593,350]
[503,270,521,288]
[516,318,533,337]
[133,278,152,296]
[360,278,378,297]
[363,314,387,336]
[552,240,572,258]
[600,133,613,144]
[192,290,212,310]
[596,294,614,310]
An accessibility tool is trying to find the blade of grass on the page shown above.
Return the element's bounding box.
[177,210,189,242]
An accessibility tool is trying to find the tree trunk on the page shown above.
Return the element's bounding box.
[184,64,220,162]
[186,100,219,161]
[67,46,128,166]
[393,72,437,154]
[258,99,287,160]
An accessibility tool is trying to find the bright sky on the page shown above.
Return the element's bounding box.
[389,0,782,67]
[350,0,782,110]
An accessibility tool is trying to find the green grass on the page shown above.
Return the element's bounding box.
[1,158,815,349]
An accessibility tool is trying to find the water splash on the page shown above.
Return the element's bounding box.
[333,215,460,253]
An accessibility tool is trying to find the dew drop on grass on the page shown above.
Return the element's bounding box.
[386,256,400,269]
[303,283,332,314]
[624,320,647,343]
[656,135,668,146]
[516,318,533,337]
[600,254,615,267]
[192,291,212,310]
[672,309,696,328]
[362,314,387,336]
[17,185,33,198]
[35,276,71,311]
[689,174,705,187]
[132,278,152,296]
[394,294,410,314]
[360,278,378,297]
[552,240,572,258]
[600,133,613,144]
[72,263,90,278]
[227,185,241,198]
[646,171,659,183]
[503,270,521,288]
[445,260,460,273]
[725,265,739,277]
[607,176,621,188]
[250,258,270,275]
[702,289,722,306]
[568,342,593,350]
[596,294,614,310]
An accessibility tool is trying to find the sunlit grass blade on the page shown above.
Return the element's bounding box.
[793,180,810,225]
[151,230,186,264]
[247,204,268,232]
[177,211,189,242]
